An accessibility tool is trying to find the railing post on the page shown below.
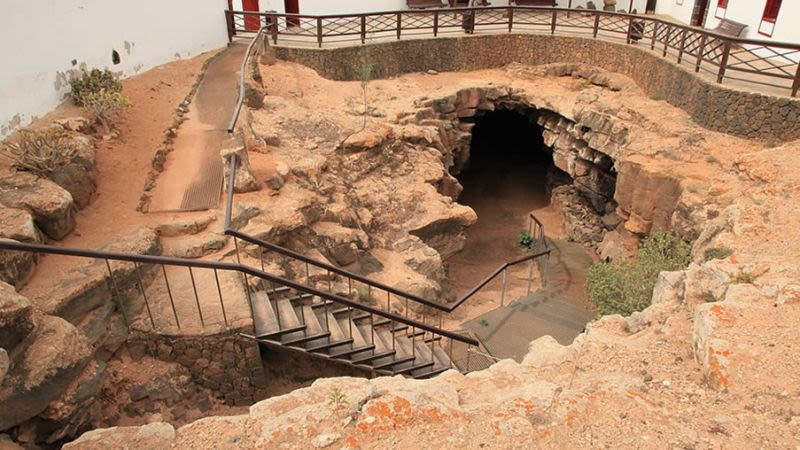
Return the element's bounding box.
[662,26,671,57]
[397,13,402,40]
[508,7,514,33]
[317,17,323,48]
[361,15,367,44]
[677,29,688,63]
[792,59,800,97]
[651,21,658,50]
[225,11,235,43]
[717,40,731,84]
[626,16,633,44]
[270,14,279,44]
[434,10,439,37]
[550,10,557,34]
[593,13,600,38]
[695,33,707,73]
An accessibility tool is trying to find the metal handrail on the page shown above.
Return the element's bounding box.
[224,6,800,97]
[225,6,800,49]
[228,25,268,133]
[0,239,477,346]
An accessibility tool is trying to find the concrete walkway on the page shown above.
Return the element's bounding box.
[463,237,596,362]
[149,42,247,212]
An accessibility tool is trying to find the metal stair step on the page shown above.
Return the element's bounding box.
[373,355,416,371]
[330,344,375,359]
[307,338,354,353]
[283,331,331,346]
[394,360,435,376]
[251,291,279,337]
[255,324,306,340]
[351,350,396,365]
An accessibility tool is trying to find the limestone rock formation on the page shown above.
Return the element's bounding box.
[47,134,97,208]
[221,133,259,193]
[0,172,77,240]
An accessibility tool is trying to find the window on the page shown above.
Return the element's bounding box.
[759,0,782,37]
[714,0,728,19]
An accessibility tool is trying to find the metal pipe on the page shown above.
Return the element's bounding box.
[134,262,155,329]
[188,267,205,328]
[213,268,228,327]
[161,264,180,329]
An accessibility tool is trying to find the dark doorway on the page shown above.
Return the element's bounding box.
[690,0,710,26]
[645,0,657,14]
[242,0,261,31]
[284,0,300,27]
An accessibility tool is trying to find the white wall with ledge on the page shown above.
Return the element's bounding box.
[705,0,800,45]
[0,0,229,138]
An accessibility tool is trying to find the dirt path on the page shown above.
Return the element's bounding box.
[148,43,247,212]
[21,50,223,296]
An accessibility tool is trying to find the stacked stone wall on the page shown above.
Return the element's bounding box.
[129,330,266,406]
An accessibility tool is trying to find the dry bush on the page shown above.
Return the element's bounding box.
[80,89,132,133]
[0,129,77,176]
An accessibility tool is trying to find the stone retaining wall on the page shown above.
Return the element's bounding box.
[273,34,800,141]
[129,329,266,406]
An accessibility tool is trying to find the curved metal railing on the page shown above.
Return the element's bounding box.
[224,5,800,97]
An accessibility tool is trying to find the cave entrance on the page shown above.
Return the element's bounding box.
[448,107,597,361]
[448,108,560,294]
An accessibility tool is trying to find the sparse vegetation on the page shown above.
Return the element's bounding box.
[0,129,77,176]
[518,230,534,250]
[69,68,122,106]
[704,247,733,262]
[351,46,375,129]
[80,89,131,133]
[586,232,691,316]
[732,268,767,285]
[479,319,489,327]
[328,387,348,409]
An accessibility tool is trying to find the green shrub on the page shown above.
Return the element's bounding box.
[518,231,534,250]
[586,232,691,316]
[80,89,131,133]
[0,129,77,176]
[69,69,122,106]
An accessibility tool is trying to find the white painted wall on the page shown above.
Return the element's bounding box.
[0,0,229,137]
[654,0,696,24]
[705,0,800,44]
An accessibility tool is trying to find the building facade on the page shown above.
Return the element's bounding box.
[655,0,799,43]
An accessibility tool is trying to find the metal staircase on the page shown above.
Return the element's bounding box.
[250,286,452,378]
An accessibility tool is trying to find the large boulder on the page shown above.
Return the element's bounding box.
[47,135,97,209]
[0,172,77,240]
[0,207,42,288]
[62,422,176,450]
[312,222,369,267]
[0,282,35,350]
[615,161,682,235]
[0,315,91,431]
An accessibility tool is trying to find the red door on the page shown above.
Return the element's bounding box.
[285,0,300,27]
[242,0,261,31]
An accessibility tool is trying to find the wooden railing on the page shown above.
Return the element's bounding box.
[224,6,800,97]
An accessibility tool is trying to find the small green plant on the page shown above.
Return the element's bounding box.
[351,46,375,129]
[328,387,348,409]
[703,247,733,262]
[0,129,77,176]
[479,319,489,327]
[80,89,131,133]
[518,231,534,250]
[731,268,767,285]
[69,69,122,106]
[650,92,665,101]
[705,155,719,163]
[586,232,691,316]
